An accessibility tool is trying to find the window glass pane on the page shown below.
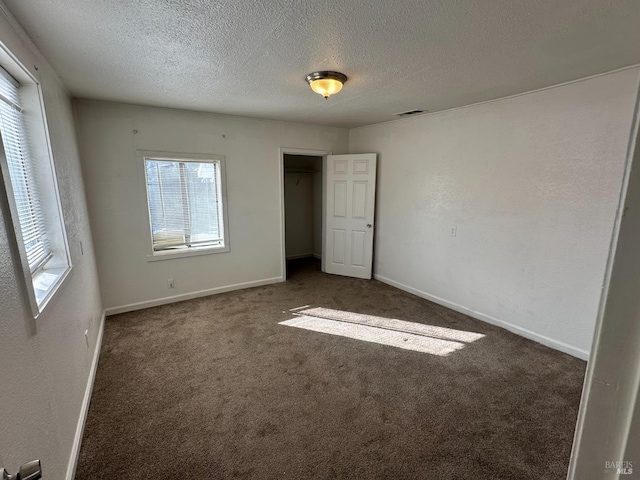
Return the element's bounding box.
[0,72,51,271]
[145,158,225,252]
[186,161,221,243]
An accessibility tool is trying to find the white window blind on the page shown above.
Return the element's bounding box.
[0,69,51,272]
[144,158,225,252]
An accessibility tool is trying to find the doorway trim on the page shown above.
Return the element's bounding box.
[279,147,332,281]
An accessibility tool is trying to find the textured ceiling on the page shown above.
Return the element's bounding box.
[4,0,640,128]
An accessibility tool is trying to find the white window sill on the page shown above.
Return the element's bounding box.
[146,245,230,262]
[32,265,72,318]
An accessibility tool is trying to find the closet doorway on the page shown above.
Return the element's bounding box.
[282,152,325,279]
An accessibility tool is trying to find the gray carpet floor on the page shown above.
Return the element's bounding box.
[75,258,585,479]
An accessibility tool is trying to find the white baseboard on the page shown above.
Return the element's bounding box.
[286,253,315,260]
[66,311,106,480]
[105,276,284,316]
[374,273,589,360]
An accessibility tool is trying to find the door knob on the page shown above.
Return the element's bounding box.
[366,223,372,228]
[1,460,42,480]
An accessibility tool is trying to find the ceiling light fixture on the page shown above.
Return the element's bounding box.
[305,71,348,99]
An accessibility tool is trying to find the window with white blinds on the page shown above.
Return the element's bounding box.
[0,70,51,272]
[144,157,227,253]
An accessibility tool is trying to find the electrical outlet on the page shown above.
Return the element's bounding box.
[167,278,175,289]
[450,225,457,237]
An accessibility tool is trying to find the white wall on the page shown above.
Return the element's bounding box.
[0,6,102,480]
[349,67,640,358]
[74,100,348,313]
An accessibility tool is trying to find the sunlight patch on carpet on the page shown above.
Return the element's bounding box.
[297,307,485,343]
[289,305,311,311]
[280,309,485,356]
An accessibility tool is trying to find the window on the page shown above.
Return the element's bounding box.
[0,71,49,268]
[141,152,229,258]
[0,63,70,317]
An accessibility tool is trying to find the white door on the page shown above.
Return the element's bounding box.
[324,153,377,279]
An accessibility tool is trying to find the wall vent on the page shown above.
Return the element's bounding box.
[394,109,425,117]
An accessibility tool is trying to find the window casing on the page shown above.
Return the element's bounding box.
[0,62,71,317]
[141,152,229,258]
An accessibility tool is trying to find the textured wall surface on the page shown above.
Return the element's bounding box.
[74,100,348,312]
[0,7,102,479]
[349,68,640,357]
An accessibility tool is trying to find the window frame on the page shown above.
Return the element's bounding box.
[0,47,72,318]
[137,150,230,261]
